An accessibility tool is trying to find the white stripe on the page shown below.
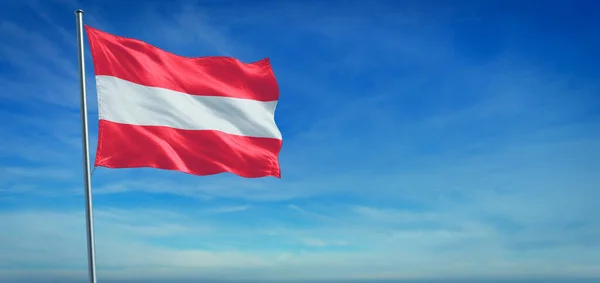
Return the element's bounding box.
[96,75,282,139]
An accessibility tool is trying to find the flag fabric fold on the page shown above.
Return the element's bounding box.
[85,25,282,178]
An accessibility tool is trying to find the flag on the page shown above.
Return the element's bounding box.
[84,26,282,178]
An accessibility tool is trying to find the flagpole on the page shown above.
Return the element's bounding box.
[75,9,98,283]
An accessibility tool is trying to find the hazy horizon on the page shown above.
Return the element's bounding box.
[4,277,600,283]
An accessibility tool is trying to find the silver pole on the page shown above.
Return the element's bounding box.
[75,9,98,283]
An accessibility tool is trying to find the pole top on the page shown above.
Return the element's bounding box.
[75,9,84,14]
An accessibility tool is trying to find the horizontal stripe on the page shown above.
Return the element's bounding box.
[95,120,282,178]
[85,25,279,101]
[97,75,282,139]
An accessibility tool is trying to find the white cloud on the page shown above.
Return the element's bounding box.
[300,237,347,248]
[2,195,599,281]
[203,205,252,215]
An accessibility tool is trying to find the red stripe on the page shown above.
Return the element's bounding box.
[95,120,282,178]
[85,25,279,102]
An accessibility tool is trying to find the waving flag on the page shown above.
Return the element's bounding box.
[85,26,282,178]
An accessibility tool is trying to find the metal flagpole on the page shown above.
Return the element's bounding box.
[75,9,98,283]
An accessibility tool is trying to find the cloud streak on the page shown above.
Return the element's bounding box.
[1,205,599,281]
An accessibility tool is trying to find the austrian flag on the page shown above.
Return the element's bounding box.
[85,26,282,178]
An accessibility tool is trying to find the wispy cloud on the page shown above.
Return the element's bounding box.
[300,237,347,248]
[0,21,80,108]
[203,205,252,215]
[2,206,599,281]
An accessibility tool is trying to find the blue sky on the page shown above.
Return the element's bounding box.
[0,0,599,282]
